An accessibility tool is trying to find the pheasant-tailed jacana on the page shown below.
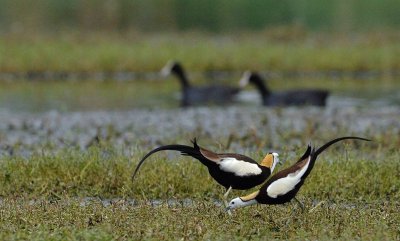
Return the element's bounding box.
[239,71,329,107]
[226,136,370,211]
[161,60,241,107]
[132,138,280,204]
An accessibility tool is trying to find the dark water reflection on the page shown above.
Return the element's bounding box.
[0,76,399,112]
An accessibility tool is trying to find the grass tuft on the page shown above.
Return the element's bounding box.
[0,144,399,239]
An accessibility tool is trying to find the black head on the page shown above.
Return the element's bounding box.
[161,60,183,77]
[239,71,270,97]
[161,60,189,88]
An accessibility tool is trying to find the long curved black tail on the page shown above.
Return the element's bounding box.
[314,136,371,157]
[303,136,371,178]
[132,140,201,181]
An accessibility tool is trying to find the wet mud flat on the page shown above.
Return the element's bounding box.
[0,105,398,157]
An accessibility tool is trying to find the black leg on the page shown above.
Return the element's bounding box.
[294,197,305,212]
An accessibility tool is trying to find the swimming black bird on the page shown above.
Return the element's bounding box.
[132,138,280,203]
[226,136,370,211]
[239,71,329,106]
[161,60,241,107]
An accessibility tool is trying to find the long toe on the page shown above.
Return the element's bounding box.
[294,197,305,212]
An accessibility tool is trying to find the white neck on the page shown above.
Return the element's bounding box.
[228,197,258,210]
[270,153,279,173]
[242,198,258,208]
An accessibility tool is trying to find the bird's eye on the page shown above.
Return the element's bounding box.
[231,202,235,204]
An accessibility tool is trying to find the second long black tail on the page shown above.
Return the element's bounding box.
[132,139,202,181]
[302,136,371,179]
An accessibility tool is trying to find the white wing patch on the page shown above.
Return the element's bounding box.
[219,158,262,176]
[266,156,311,198]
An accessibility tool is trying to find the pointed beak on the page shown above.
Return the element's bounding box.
[160,69,168,77]
[160,65,171,77]
[239,76,248,88]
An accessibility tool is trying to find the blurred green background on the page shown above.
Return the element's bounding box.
[0,0,400,111]
[1,0,399,32]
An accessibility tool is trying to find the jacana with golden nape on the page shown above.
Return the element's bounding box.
[132,138,280,206]
[226,136,371,211]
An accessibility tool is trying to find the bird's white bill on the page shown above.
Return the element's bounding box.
[239,71,251,87]
[160,66,171,77]
[160,60,174,77]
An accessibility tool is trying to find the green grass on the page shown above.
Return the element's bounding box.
[1,31,400,73]
[0,198,398,240]
[1,143,397,200]
[0,142,399,239]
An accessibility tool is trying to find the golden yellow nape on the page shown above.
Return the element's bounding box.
[260,154,274,168]
[240,190,260,201]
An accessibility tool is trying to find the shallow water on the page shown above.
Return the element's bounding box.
[0,75,399,157]
[0,74,399,112]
